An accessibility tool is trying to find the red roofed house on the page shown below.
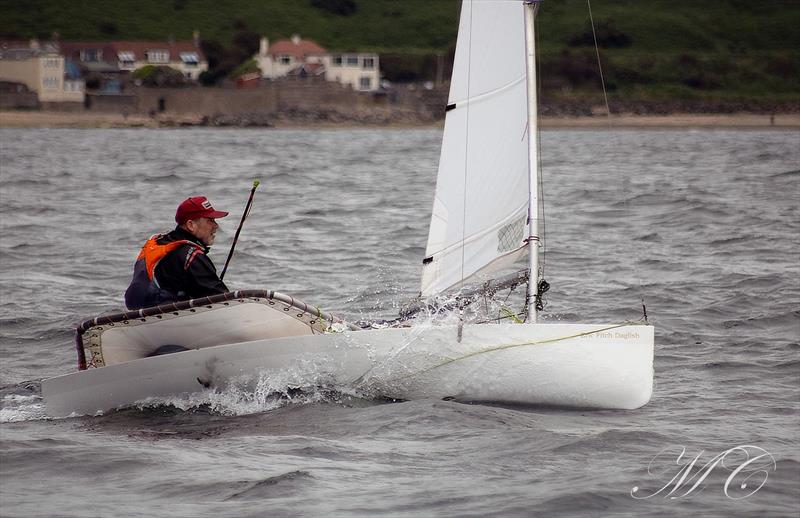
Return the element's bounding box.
[254,35,380,92]
[111,39,207,80]
[60,35,207,83]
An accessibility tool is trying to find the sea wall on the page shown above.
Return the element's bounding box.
[68,77,450,125]
[0,81,38,109]
[13,78,794,127]
[0,91,38,109]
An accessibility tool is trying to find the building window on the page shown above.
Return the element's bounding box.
[64,80,83,92]
[80,49,101,62]
[362,57,374,69]
[359,76,372,90]
[43,77,60,89]
[332,55,342,66]
[180,52,199,66]
[346,55,359,66]
[146,50,169,63]
[43,58,60,68]
[279,54,291,65]
[117,51,135,68]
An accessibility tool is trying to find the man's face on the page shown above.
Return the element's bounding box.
[186,217,219,246]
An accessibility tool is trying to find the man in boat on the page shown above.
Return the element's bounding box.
[124,196,230,310]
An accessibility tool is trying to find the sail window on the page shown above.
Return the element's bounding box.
[497,216,526,253]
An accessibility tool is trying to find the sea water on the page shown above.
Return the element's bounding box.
[0,127,798,517]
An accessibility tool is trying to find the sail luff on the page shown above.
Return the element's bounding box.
[524,0,541,322]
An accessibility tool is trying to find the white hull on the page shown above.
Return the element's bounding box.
[43,322,653,416]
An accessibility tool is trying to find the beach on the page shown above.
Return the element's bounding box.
[1,110,799,129]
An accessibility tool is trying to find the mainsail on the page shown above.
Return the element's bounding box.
[421,0,532,297]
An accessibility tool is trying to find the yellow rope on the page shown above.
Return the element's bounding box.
[376,321,642,384]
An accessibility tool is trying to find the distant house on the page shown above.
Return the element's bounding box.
[0,40,84,103]
[322,51,381,92]
[58,41,123,92]
[254,35,326,80]
[59,35,208,89]
[111,39,207,80]
[254,35,381,92]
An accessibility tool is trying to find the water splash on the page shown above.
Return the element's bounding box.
[131,359,347,417]
[0,394,49,422]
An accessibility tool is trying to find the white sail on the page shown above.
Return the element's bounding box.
[421,0,530,297]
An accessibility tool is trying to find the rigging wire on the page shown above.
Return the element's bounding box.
[587,0,649,323]
[587,0,611,119]
[535,7,547,279]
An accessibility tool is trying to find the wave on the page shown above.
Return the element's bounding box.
[550,429,674,455]
[770,169,800,178]
[634,232,662,242]
[142,173,182,183]
[699,360,754,370]
[223,470,314,501]
[708,235,756,246]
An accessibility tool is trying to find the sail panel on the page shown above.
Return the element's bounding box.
[421,0,529,297]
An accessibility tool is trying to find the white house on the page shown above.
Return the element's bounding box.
[321,52,380,92]
[254,35,381,92]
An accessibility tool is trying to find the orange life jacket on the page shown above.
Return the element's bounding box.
[136,235,201,280]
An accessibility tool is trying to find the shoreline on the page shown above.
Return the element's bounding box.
[1,110,798,129]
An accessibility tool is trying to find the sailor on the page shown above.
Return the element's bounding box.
[124,196,230,310]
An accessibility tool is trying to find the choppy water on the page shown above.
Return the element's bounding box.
[0,127,798,517]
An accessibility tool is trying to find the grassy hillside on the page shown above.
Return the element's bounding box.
[1,0,798,104]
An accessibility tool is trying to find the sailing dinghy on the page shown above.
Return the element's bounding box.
[42,0,654,417]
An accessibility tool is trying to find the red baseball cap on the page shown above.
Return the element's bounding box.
[175,196,229,225]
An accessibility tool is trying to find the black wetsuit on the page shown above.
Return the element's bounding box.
[153,226,229,301]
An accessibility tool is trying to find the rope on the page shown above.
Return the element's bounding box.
[373,321,641,384]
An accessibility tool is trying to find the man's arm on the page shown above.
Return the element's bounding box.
[185,251,229,298]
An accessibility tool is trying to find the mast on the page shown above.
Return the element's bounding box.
[524,0,542,322]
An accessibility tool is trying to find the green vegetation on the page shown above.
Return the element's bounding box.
[228,59,261,79]
[1,0,797,103]
[534,0,800,103]
[131,65,187,86]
